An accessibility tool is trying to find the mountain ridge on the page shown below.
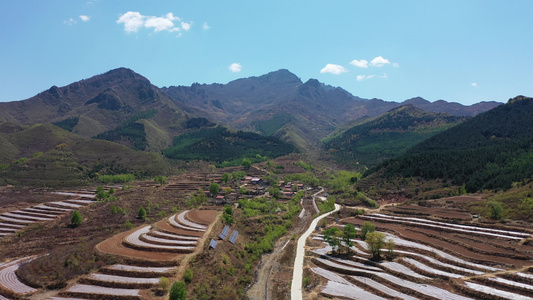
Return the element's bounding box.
[0,67,502,153]
[161,68,501,150]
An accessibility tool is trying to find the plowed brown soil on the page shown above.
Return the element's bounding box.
[95,228,185,263]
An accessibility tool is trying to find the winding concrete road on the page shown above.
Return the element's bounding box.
[291,201,341,300]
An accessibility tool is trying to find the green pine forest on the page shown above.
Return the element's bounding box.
[371,96,533,192]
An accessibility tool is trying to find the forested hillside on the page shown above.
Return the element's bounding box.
[372,96,533,192]
[163,126,296,166]
[324,105,466,167]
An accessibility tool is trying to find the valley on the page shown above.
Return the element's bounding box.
[0,68,531,300]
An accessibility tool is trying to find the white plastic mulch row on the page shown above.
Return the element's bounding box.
[23,207,63,215]
[66,284,140,297]
[0,222,25,229]
[383,232,502,272]
[355,269,473,300]
[141,233,197,246]
[401,257,464,279]
[65,200,95,205]
[0,215,35,224]
[3,212,55,221]
[463,281,532,300]
[168,214,205,232]
[371,213,531,238]
[350,275,419,300]
[323,255,382,272]
[125,226,195,251]
[15,209,60,218]
[311,267,387,300]
[54,192,96,199]
[379,261,431,280]
[392,249,483,275]
[486,276,533,291]
[516,272,533,280]
[49,201,83,209]
[315,257,368,275]
[33,204,72,212]
[177,210,207,230]
[87,273,159,285]
[150,230,199,241]
[365,214,526,240]
[106,264,174,274]
[0,258,37,295]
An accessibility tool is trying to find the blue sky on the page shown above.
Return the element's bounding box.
[1,1,532,105]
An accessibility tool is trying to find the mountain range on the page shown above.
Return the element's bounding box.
[0,67,504,186]
[162,69,500,150]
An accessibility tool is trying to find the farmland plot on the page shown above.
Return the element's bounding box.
[307,212,532,300]
[461,281,533,300]
[0,257,37,296]
[54,209,216,299]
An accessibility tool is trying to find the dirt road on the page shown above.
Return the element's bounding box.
[246,190,322,300]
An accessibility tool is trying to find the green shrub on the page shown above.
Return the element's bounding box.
[183,269,193,284]
[124,220,134,229]
[159,276,170,292]
[97,174,135,183]
[138,206,147,220]
[169,281,186,300]
[70,210,82,227]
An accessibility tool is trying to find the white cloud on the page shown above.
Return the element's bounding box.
[370,56,391,67]
[165,13,180,21]
[350,59,369,68]
[64,18,76,26]
[471,83,478,87]
[117,11,145,33]
[181,21,192,31]
[356,74,375,81]
[79,15,91,22]
[203,22,210,30]
[145,16,175,32]
[229,63,242,72]
[117,11,192,35]
[378,73,388,79]
[320,64,348,75]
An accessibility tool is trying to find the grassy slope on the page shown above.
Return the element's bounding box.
[0,123,78,164]
[0,122,174,187]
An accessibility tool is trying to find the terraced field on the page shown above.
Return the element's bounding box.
[307,212,533,299]
[0,190,96,241]
[52,209,217,299]
[0,256,39,298]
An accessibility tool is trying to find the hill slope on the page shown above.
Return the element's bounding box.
[323,105,467,167]
[162,69,501,150]
[0,123,173,187]
[0,68,192,152]
[371,95,533,192]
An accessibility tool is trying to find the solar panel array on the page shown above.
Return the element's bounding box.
[219,225,230,240]
[209,239,217,249]
[229,230,239,244]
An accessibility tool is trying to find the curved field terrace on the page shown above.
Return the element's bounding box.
[306,207,533,300]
